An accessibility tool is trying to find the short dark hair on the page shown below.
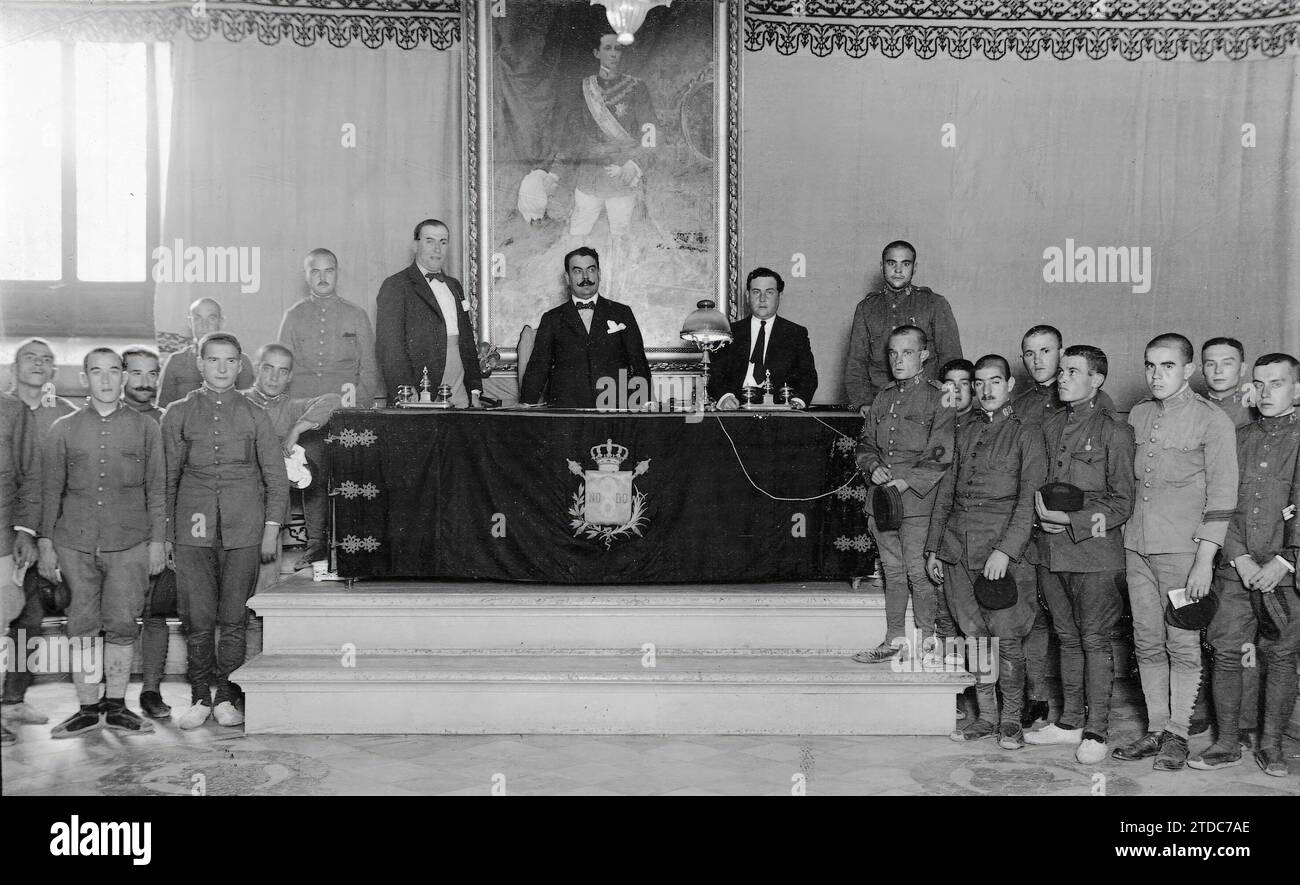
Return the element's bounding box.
[1022,325,1062,349]
[1254,352,1300,381]
[412,218,448,241]
[940,358,975,380]
[1146,333,1194,365]
[881,240,916,262]
[746,267,784,293]
[1063,344,1108,379]
[198,332,243,359]
[304,247,338,269]
[82,347,123,375]
[888,324,928,350]
[564,246,600,273]
[121,346,160,368]
[974,353,1011,379]
[1201,337,1244,361]
[255,343,295,369]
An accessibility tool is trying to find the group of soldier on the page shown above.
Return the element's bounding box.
[846,244,1297,777]
[1,227,1297,782]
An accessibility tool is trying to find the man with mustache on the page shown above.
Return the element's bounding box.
[1112,333,1238,771]
[1028,345,1135,764]
[37,348,167,738]
[844,241,963,413]
[278,247,376,568]
[520,247,650,408]
[1,338,76,732]
[120,346,173,720]
[158,299,254,408]
[1189,353,1300,777]
[927,354,1046,749]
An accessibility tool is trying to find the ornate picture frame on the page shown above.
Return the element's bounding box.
[465,0,741,367]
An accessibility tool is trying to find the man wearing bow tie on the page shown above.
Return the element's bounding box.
[519,247,650,409]
[375,219,483,407]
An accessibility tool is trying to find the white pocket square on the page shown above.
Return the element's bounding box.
[606,320,626,334]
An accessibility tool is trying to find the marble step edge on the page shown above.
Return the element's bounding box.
[249,591,887,612]
[255,646,876,656]
[233,654,974,686]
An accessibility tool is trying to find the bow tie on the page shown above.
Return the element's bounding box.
[574,300,596,311]
[424,272,445,283]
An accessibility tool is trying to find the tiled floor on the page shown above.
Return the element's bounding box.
[3,679,1297,796]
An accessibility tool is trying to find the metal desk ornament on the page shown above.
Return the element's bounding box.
[742,370,794,411]
[396,367,455,409]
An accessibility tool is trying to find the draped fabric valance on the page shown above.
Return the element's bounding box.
[2,0,461,49]
[744,0,1300,61]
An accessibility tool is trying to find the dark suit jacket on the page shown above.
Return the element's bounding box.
[374,264,482,402]
[708,314,818,404]
[519,296,651,408]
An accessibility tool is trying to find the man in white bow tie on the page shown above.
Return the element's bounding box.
[520,247,651,409]
[375,218,483,407]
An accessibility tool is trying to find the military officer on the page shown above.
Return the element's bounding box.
[1026,345,1135,764]
[843,241,963,412]
[927,354,1047,749]
[1188,353,1299,777]
[1112,333,1238,771]
[162,332,288,730]
[852,325,955,666]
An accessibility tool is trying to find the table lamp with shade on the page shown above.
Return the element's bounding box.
[680,299,732,411]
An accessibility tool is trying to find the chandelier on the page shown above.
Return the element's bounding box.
[591,0,674,45]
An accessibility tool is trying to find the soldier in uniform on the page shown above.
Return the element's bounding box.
[1189,353,1300,777]
[851,325,955,666]
[937,358,977,646]
[1026,345,1135,764]
[120,346,172,721]
[1112,333,1238,771]
[1016,324,1116,729]
[1,338,76,731]
[843,241,963,412]
[37,348,166,738]
[1200,337,1255,430]
[927,354,1047,749]
[242,343,342,657]
[157,299,255,408]
[162,333,288,730]
[0,392,40,745]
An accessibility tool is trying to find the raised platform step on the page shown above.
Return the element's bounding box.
[233,653,972,735]
[250,577,889,656]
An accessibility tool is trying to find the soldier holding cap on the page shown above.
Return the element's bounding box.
[926,354,1046,749]
[852,325,955,666]
[1189,352,1300,777]
[1026,345,1135,764]
[1112,333,1238,771]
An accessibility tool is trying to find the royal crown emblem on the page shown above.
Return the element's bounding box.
[567,438,651,548]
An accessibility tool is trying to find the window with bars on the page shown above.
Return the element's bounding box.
[0,40,170,338]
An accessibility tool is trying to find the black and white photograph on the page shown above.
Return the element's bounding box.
[0,0,1297,855]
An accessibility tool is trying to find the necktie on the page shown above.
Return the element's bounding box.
[751,320,768,384]
[575,301,595,311]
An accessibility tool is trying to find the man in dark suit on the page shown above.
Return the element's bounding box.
[709,267,818,409]
[519,247,651,409]
[375,219,483,406]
